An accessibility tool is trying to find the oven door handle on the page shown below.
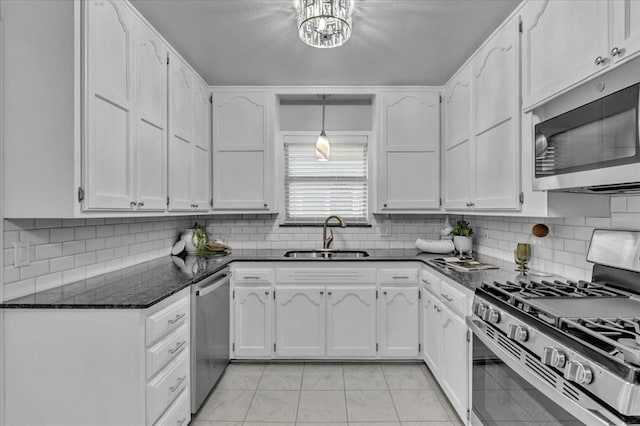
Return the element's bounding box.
[465,315,617,426]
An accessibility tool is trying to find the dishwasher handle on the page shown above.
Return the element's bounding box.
[195,271,231,297]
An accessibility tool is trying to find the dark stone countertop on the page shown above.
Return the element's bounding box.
[0,248,532,309]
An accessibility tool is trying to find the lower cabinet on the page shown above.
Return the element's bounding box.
[421,273,472,424]
[379,285,420,357]
[326,286,377,357]
[1,287,191,426]
[275,286,326,357]
[233,285,273,357]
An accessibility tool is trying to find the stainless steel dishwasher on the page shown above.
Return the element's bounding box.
[191,268,231,413]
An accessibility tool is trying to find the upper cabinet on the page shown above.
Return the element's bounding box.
[378,90,440,212]
[167,53,211,212]
[211,91,273,212]
[443,16,521,212]
[521,0,640,109]
[3,0,210,217]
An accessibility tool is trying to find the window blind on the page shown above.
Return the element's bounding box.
[284,141,368,224]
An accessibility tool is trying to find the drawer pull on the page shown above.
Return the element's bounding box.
[441,293,454,303]
[392,276,409,279]
[421,279,432,286]
[177,417,187,426]
[244,276,260,280]
[169,375,187,393]
[168,313,186,325]
[168,340,186,355]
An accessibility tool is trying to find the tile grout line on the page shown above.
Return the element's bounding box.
[342,362,349,425]
[241,363,264,424]
[382,365,403,424]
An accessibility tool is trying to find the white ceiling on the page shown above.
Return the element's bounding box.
[130,0,521,86]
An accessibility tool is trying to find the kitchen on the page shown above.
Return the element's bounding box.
[1,0,640,425]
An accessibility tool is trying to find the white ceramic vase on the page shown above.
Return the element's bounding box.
[453,236,473,255]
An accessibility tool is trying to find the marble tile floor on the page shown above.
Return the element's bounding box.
[190,362,464,426]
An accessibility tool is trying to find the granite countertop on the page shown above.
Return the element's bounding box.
[0,248,532,309]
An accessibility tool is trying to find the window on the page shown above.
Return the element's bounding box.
[284,135,368,224]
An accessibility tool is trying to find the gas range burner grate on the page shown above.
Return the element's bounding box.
[485,279,629,301]
[561,317,640,367]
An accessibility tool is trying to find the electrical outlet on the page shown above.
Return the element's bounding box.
[14,241,31,267]
[482,230,489,239]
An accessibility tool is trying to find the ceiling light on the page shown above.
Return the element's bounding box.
[316,95,330,161]
[298,0,353,49]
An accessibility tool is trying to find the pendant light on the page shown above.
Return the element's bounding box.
[316,94,330,161]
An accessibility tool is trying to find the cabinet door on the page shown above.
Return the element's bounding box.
[326,286,377,357]
[443,65,472,210]
[521,0,609,108]
[84,0,135,210]
[234,286,272,357]
[379,286,419,357]
[212,92,272,211]
[421,289,441,375]
[471,17,520,210]
[439,303,470,421]
[612,0,640,64]
[168,54,194,211]
[275,287,325,357]
[380,92,440,211]
[191,79,211,212]
[135,21,167,211]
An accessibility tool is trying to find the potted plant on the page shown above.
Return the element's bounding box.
[452,219,473,254]
[181,223,209,255]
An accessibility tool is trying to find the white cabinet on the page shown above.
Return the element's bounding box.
[612,0,640,64]
[233,286,273,358]
[168,54,211,212]
[420,270,471,424]
[378,286,420,357]
[443,65,473,210]
[521,0,609,109]
[326,286,377,357]
[379,90,440,211]
[212,91,273,212]
[275,287,326,357]
[1,287,190,426]
[421,288,441,375]
[84,0,136,210]
[471,17,520,210]
[443,16,521,212]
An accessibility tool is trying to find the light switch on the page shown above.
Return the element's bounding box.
[14,241,31,267]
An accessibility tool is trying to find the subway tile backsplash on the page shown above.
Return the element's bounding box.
[3,195,639,301]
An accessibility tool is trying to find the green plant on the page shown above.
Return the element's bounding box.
[452,219,473,237]
[190,223,209,255]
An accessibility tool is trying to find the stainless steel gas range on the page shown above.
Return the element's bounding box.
[468,229,640,426]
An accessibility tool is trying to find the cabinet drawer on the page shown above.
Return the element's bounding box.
[146,297,189,345]
[153,387,189,426]
[147,324,189,379]
[234,268,273,284]
[379,268,419,284]
[421,269,441,294]
[439,280,467,315]
[147,351,189,425]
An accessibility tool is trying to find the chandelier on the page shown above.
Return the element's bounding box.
[298,0,353,49]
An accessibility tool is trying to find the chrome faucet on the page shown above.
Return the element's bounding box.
[322,215,347,250]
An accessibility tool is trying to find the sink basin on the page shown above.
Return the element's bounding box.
[283,250,370,259]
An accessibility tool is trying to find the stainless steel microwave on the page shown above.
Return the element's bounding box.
[532,57,640,193]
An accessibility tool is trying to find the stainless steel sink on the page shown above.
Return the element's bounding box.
[283,250,370,259]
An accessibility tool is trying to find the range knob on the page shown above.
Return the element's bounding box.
[542,347,567,369]
[565,361,593,385]
[507,324,528,342]
[475,303,488,318]
[485,308,501,324]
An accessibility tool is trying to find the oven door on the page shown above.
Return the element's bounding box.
[467,317,626,426]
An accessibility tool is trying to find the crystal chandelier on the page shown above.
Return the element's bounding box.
[298,0,353,49]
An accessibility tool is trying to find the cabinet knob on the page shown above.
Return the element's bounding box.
[466,202,475,208]
[383,203,388,208]
[265,291,270,295]
[264,203,268,208]
[611,46,622,57]
[130,201,137,209]
[320,291,324,295]
[594,56,606,65]
[383,291,388,295]
[191,204,199,209]
[137,201,144,208]
[327,291,332,295]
